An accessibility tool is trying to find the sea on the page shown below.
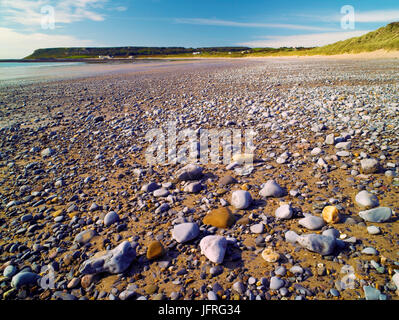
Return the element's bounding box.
[0,60,172,86]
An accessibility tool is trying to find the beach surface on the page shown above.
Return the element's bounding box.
[0,57,398,301]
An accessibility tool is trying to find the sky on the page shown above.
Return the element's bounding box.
[0,0,398,58]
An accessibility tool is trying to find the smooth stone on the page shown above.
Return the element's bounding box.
[296,234,336,255]
[392,273,399,290]
[322,228,340,239]
[322,206,340,224]
[325,133,335,145]
[367,226,381,235]
[299,215,325,230]
[79,241,136,274]
[250,223,264,234]
[74,229,97,245]
[200,236,227,264]
[275,204,293,220]
[104,211,119,227]
[261,248,280,263]
[362,247,379,255]
[232,281,246,295]
[269,276,284,290]
[3,265,18,278]
[203,207,235,229]
[231,190,252,210]
[219,175,237,186]
[183,182,203,193]
[285,230,300,243]
[41,148,55,157]
[146,241,164,260]
[175,164,203,181]
[311,147,322,156]
[363,286,382,300]
[207,291,218,300]
[11,272,40,289]
[153,188,170,197]
[259,180,285,198]
[141,182,160,193]
[290,266,304,274]
[275,266,287,276]
[172,223,200,243]
[359,207,392,223]
[360,158,380,174]
[355,190,379,209]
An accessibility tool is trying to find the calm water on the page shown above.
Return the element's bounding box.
[0,60,172,85]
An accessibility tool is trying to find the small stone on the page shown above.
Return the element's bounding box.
[41,148,55,157]
[74,229,97,245]
[3,265,18,278]
[219,175,237,186]
[231,190,252,210]
[232,281,245,295]
[296,234,336,255]
[322,206,340,224]
[259,180,285,198]
[250,223,264,234]
[79,241,136,275]
[172,223,200,243]
[363,286,382,300]
[175,164,203,181]
[200,236,227,264]
[360,158,380,174]
[269,276,284,290]
[299,215,325,230]
[153,188,170,197]
[355,190,379,209]
[261,247,280,263]
[367,226,381,235]
[203,207,236,229]
[359,207,392,223]
[104,211,119,227]
[275,204,293,220]
[146,241,164,260]
[11,272,40,289]
[362,247,379,255]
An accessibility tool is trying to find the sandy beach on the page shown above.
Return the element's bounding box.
[0,57,398,301]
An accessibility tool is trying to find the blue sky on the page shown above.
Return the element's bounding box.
[0,0,398,58]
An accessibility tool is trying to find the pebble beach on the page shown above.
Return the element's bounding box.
[0,57,398,301]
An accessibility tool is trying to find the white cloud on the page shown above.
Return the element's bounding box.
[174,18,338,32]
[239,30,371,48]
[354,10,399,23]
[0,27,96,59]
[1,0,108,27]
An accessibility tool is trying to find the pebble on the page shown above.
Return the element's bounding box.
[360,158,380,174]
[269,276,285,290]
[259,180,285,198]
[231,190,252,210]
[367,226,381,235]
[172,223,200,243]
[11,272,40,289]
[104,211,119,227]
[359,207,392,223]
[203,207,235,229]
[299,214,325,230]
[200,236,227,264]
[250,223,264,234]
[275,204,293,220]
[79,241,136,274]
[355,190,379,209]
